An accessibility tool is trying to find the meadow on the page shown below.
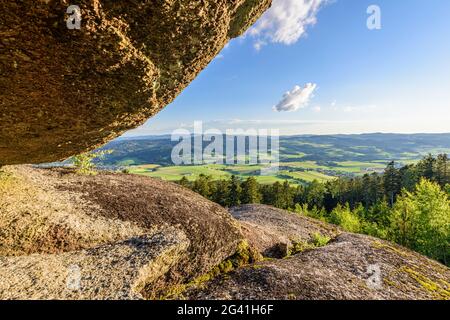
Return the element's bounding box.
[128,160,389,185]
[98,133,450,185]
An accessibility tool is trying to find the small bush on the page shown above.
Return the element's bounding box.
[329,204,361,233]
[311,232,331,247]
[72,150,113,175]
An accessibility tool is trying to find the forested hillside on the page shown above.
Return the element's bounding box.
[180,154,450,266]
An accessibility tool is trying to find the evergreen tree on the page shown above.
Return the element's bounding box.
[383,161,401,206]
[399,164,419,191]
[227,175,242,207]
[211,179,230,207]
[435,154,449,187]
[281,180,294,209]
[367,173,384,206]
[271,181,285,209]
[259,184,274,205]
[417,154,436,181]
[192,174,211,199]
[305,180,326,209]
[241,177,261,204]
[179,176,190,188]
[293,184,306,205]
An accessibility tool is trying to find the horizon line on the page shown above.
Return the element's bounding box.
[117,131,450,139]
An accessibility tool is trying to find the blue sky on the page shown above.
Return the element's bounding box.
[124,0,450,136]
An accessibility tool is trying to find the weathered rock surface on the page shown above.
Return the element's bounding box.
[0,166,243,299]
[0,0,271,165]
[188,206,450,300]
[230,205,341,258]
[2,171,448,300]
[0,232,188,300]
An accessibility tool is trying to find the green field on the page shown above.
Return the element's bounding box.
[98,133,450,185]
[128,159,392,185]
[129,165,232,181]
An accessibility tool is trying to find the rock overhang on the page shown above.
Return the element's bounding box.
[0,0,272,165]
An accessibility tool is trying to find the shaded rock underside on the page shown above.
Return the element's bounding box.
[0,0,271,165]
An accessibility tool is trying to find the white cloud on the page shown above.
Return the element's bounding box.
[253,40,267,51]
[248,0,326,50]
[273,83,317,112]
[312,105,321,113]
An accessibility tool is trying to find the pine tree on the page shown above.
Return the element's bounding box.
[435,154,449,187]
[192,174,211,199]
[227,175,242,207]
[293,184,306,205]
[271,181,286,209]
[211,179,230,207]
[305,180,326,209]
[260,184,274,205]
[383,161,401,206]
[241,177,261,204]
[281,180,294,209]
[179,176,190,188]
[399,164,419,191]
[417,153,436,181]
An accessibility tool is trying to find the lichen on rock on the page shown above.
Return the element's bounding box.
[230,204,340,258]
[187,205,450,300]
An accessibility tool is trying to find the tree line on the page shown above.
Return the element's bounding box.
[178,154,450,266]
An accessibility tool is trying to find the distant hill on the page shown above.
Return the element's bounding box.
[99,133,450,167]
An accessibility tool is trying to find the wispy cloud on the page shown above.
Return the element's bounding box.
[273,83,317,112]
[248,0,327,50]
[253,40,267,52]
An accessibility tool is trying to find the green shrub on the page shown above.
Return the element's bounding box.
[362,221,388,239]
[311,232,331,247]
[329,204,361,233]
[72,150,113,175]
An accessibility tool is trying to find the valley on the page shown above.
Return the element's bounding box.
[97,133,450,184]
